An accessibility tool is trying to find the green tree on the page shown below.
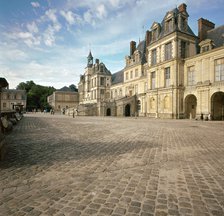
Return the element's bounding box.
[16,81,55,111]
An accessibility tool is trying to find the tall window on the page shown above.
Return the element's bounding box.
[135,84,138,94]
[165,42,172,60]
[166,19,173,33]
[215,58,224,81]
[181,41,187,58]
[135,69,138,77]
[181,17,187,31]
[165,67,170,87]
[126,72,129,80]
[188,66,195,85]
[151,72,156,89]
[114,89,117,98]
[145,82,148,92]
[151,49,157,65]
[152,29,157,41]
[130,71,133,79]
[100,77,105,86]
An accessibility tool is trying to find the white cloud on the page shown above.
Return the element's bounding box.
[27,22,38,33]
[83,10,95,25]
[43,26,55,46]
[60,10,83,25]
[12,31,41,47]
[60,10,75,25]
[109,0,121,7]
[17,31,33,39]
[31,1,40,8]
[45,9,58,23]
[96,4,107,19]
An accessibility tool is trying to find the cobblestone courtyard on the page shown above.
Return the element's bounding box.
[0,114,224,216]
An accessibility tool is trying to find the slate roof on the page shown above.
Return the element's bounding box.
[136,40,147,64]
[92,62,111,75]
[207,25,224,48]
[58,86,73,92]
[112,70,124,85]
[150,7,196,44]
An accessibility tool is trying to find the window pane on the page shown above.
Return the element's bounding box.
[151,49,157,65]
[165,42,172,60]
[215,58,224,81]
[188,66,195,85]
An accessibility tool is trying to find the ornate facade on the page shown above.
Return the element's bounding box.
[76,3,224,119]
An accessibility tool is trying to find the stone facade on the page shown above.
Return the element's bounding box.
[47,90,79,112]
[77,52,112,116]
[60,3,224,120]
[1,89,27,112]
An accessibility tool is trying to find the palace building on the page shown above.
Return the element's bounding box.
[63,3,224,119]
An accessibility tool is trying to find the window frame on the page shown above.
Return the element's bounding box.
[165,42,172,61]
[165,67,170,87]
[187,66,195,86]
[215,58,224,81]
[151,49,157,65]
[151,72,156,89]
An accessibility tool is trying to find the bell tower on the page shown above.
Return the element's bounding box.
[87,51,93,67]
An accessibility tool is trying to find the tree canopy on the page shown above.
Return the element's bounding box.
[16,81,55,111]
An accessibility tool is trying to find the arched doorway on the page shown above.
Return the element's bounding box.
[106,108,111,116]
[211,91,224,120]
[125,104,131,117]
[185,94,197,119]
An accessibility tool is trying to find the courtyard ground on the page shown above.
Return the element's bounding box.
[0,113,224,216]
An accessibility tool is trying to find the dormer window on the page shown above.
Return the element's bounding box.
[199,39,214,53]
[151,22,161,41]
[165,19,173,33]
[152,29,157,41]
[202,46,209,52]
[179,15,187,32]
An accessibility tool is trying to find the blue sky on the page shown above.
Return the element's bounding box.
[0,0,224,89]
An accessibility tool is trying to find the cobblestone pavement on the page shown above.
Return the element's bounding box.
[0,113,224,216]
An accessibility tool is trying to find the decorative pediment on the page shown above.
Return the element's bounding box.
[199,39,213,46]
[151,22,160,30]
[164,12,174,21]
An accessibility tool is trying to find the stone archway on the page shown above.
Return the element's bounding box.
[185,94,197,119]
[125,104,131,117]
[211,91,224,120]
[106,108,111,116]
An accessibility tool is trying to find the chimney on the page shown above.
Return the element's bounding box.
[130,41,136,56]
[145,30,151,47]
[178,3,187,13]
[198,18,215,42]
[95,59,99,64]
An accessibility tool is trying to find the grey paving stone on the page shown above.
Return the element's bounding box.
[0,114,224,215]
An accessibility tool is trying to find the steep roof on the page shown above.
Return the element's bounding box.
[207,25,224,48]
[148,6,196,45]
[136,40,147,64]
[92,62,111,75]
[112,70,124,85]
[58,86,72,92]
